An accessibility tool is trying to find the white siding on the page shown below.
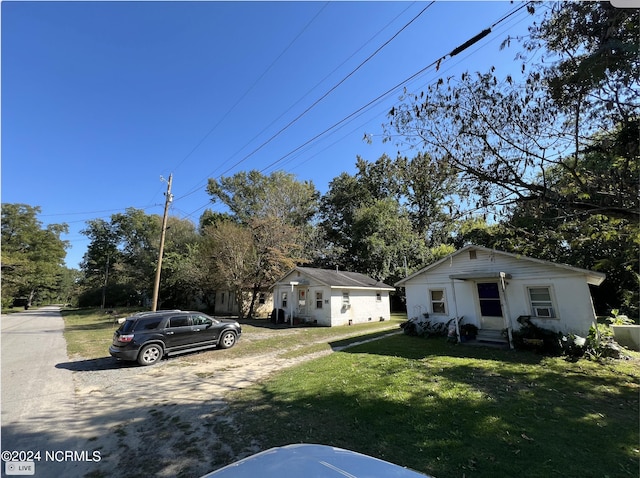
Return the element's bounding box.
[272,282,391,327]
[329,289,391,326]
[402,248,599,335]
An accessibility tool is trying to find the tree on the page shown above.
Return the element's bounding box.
[1,203,69,307]
[398,152,459,246]
[385,2,638,222]
[157,216,201,308]
[80,218,122,307]
[201,221,257,318]
[351,197,427,284]
[80,209,201,308]
[525,2,638,120]
[317,153,458,280]
[206,170,318,316]
[207,170,319,226]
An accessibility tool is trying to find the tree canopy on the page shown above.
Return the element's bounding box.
[1,203,69,306]
[385,1,638,222]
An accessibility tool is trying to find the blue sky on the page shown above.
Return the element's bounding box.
[2,1,537,269]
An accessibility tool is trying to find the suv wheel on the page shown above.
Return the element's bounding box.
[218,331,237,349]
[137,343,163,366]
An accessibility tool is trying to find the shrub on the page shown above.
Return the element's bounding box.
[400,315,453,338]
[511,316,563,355]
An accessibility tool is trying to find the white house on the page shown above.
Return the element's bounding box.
[271,267,395,326]
[395,245,605,343]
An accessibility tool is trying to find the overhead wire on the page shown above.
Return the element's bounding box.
[175,1,532,220]
[214,1,436,179]
[180,1,419,197]
[181,2,532,218]
[174,2,434,204]
[258,1,532,174]
[147,2,329,212]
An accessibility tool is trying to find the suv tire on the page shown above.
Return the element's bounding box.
[218,331,237,349]
[137,343,163,366]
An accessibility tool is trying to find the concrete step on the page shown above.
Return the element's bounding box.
[476,329,509,344]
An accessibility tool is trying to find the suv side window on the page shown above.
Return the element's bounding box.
[138,318,163,330]
[191,314,214,326]
[168,316,190,328]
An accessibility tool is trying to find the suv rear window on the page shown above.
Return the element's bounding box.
[119,317,163,333]
[119,320,136,334]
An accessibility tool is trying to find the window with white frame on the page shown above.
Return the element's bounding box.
[376,292,382,302]
[342,292,350,305]
[430,289,446,314]
[528,287,555,318]
[281,292,288,308]
[316,291,323,309]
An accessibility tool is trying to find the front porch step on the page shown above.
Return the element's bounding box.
[460,329,510,349]
[476,329,509,345]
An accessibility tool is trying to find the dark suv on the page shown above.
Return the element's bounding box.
[109,310,241,366]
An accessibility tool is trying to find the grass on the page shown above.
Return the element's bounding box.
[60,308,640,477]
[60,307,405,360]
[218,335,640,478]
[60,308,130,357]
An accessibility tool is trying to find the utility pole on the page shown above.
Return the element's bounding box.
[151,174,173,311]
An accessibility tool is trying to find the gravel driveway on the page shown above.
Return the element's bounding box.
[60,315,400,477]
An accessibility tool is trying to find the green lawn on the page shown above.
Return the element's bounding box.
[218,335,640,478]
[60,308,639,477]
[61,307,144,357]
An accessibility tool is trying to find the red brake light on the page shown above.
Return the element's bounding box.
[118,334,134,343]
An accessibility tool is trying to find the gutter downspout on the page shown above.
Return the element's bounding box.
[450,278,461,338]
[500,272,514,349]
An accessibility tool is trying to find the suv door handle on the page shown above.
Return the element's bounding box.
[166,331,174,335]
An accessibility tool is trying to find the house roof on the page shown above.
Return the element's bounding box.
[275,267,395,291]
[394,244,606,287]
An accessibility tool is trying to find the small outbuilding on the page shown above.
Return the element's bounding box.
[271,267,395,326]
[395,245,605,344]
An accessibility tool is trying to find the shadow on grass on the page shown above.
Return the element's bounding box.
[63,321,120,332]
[223,334,639,478]
[238,317,321,330]
[333,332,547,365]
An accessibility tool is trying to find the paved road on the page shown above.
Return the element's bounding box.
[1,306,100,477]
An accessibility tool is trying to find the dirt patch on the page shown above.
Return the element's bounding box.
[72,330,400,477]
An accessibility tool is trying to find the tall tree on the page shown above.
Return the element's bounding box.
[206,170,318,315]
[80,209,201,308]
[201,220,263,319]
[1,203,69,307]
[207,170,319,226]
[385,2,639,222]
[351,197,427,283]
[317,153,458,279]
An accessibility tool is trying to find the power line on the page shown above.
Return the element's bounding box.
[178,2,532,219]
[258,2,532,173]
[167,3,329,178]
[215,2,436,179]
[174,2,434,203]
